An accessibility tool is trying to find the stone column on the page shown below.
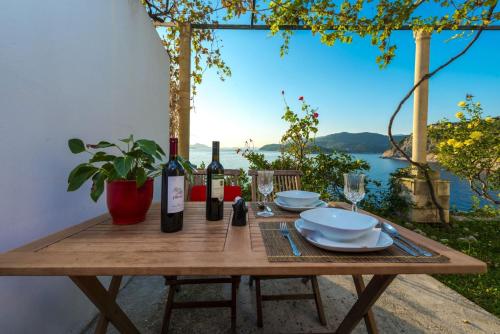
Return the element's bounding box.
[399,30,450,223]
[177,22,191,160]
[412,30,431,165]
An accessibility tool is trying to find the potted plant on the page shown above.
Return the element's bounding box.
[67,135,165,225]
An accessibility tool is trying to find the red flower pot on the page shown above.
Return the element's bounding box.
[106,179,154,225]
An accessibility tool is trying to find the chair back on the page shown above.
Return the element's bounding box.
[248,169,302,202]
[186,169,241,201]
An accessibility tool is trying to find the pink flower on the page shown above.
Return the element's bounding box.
[298,96,304,101]
[313,112,319,118]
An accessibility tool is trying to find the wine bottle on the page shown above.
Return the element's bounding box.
[206,141,224,221]
[161,138,185,233]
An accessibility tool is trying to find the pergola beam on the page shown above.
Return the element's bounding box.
[153,23,500,31]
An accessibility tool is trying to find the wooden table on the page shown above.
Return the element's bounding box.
[0,202,486,334]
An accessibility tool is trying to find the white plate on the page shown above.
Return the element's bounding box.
[300,208,378,241]
[275,190,320,207]
[295,219,393,252]
[274,198,328,212]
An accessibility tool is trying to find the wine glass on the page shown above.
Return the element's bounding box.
[257,170,274,217]
[343,173,366,212]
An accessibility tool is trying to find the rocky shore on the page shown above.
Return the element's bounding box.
[381,134,437,162]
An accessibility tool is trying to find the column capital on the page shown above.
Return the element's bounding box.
[413,30,432,41]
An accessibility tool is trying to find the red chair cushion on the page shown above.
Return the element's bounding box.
[190,185,206,201]
[189,185,242,202]
[223,185,242,202]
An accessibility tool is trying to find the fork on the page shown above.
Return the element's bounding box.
[280,222,301,256]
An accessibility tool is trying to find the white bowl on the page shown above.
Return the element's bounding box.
[275,190,320,207]
[300,208,378,241]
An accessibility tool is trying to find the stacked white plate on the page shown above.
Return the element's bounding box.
[274,190,327,212]
[295,208,393,252]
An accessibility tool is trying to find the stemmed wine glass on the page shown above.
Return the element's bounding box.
[343,173,366,212]
[257,170,274,217]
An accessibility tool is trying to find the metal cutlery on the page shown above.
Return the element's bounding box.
[391,238,418,256]
[280,222,301,256]
[382,222,432,257]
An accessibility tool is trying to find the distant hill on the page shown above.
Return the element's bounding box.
[260,132,408,153]
[259,143,282,151]
[382,133,437,162]
[190,143,210,149]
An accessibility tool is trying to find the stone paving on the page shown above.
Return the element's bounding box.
[83,274,500,334]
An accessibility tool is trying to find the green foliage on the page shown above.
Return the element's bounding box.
[67,135,166,202]
[415,218,500,317]
[238,93,375,204]
[362,167,413,219]
[429,95,500,204]
[280,94,319,170]
[468,196,500,217]
[255,0,498,67]
[302,153,369,200]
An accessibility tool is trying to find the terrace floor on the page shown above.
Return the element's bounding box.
[82,274,500,334]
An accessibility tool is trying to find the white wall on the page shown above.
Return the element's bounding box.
[0,0,169,332]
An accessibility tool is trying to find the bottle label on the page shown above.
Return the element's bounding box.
[211,174,224,200]
[168,175,184,213]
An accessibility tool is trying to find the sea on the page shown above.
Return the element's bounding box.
[190,148,486,211]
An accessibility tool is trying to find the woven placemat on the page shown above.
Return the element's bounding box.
[250,202,300,218]
[259,222,449,263]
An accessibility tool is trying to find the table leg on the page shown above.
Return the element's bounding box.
[352,275,378,334]
[335,275,397,334]
[94,276,123,334]
[70,276,139,334]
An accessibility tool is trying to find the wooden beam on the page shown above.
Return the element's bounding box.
[352,275,379,334]
[153,21,176,28]
[189,23,500,31]
[335,275,397,334]
[94,276,123,334]
[70,276,139,334]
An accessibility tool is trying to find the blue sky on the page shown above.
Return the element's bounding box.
[190,29,500,147]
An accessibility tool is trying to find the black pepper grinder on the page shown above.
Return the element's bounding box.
[231,197,248,226]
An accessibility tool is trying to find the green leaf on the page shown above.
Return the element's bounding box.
[143,163,156,172]
[113,156,133,178]
[120,134,134,144]
[90,151,116,163]
[102,162,119,181]
[135,168,147,188]
[68,163,87,183]
[156,144,166,156]
[67,164,97,191]
[68,138,85,154]
[94,141,114,149]
[90,172,106,202]
[135,139,157,156]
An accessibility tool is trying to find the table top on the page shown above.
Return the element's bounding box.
[0,202,486,276]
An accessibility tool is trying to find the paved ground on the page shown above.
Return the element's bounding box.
[82,274,500,334]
